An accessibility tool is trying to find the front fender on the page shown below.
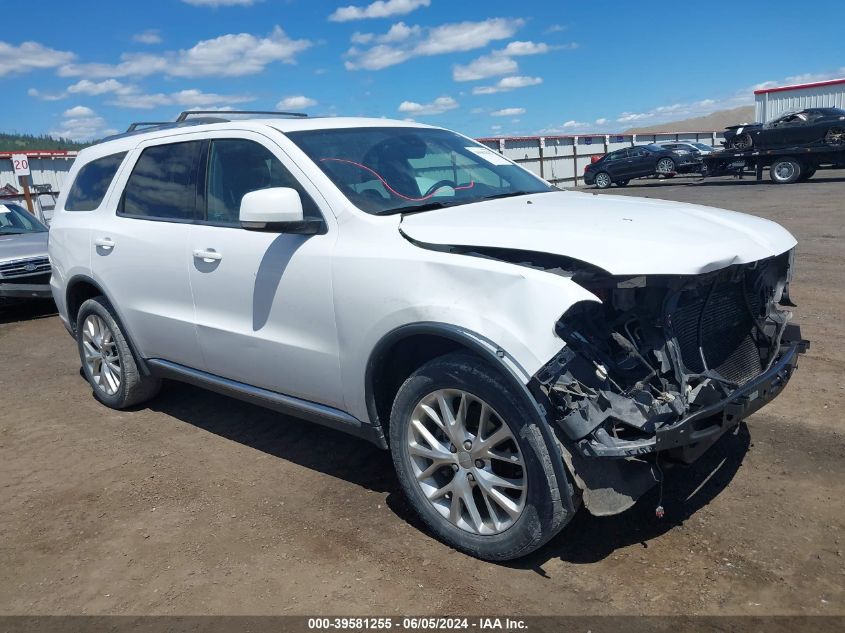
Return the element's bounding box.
[332,228,601,426]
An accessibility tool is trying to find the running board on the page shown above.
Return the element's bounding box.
[146,359,381,444]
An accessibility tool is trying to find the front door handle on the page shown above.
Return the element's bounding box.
[94,237,115,250]
[193,248,223,262]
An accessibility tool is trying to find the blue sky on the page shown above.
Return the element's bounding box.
[2,0,843,141]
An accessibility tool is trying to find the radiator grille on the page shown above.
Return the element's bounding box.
[672,279,763,384]
[0,256,51,279]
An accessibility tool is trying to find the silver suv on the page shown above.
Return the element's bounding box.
[49,111,806,560]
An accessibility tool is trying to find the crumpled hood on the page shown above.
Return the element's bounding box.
[0,232,49,264]
[399,191,796,275]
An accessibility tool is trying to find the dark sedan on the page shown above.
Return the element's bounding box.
[724,107,845,151]
[583,144,700,188]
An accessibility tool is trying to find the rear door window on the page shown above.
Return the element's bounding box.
[118,141,202,221]
[65,152,127,211]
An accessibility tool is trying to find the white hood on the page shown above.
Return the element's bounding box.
[399,191,796,275]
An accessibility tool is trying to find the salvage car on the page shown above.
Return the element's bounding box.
[48,112,806,560]
[0,202,52,304]
[583,144,698,188]
[724,107,845,150]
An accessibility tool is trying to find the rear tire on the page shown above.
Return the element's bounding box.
[388,352,576,561]
[798,165,817,181]
[76,296,161,409]
[594,172,612,189]
[769,158,802,184]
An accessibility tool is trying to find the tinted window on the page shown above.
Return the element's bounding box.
[65,152,126,211]
[119,141,201,221]
[205,139,320,225]
[630,147,650,157]
[605,150,627,162]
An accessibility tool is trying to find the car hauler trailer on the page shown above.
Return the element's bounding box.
[701,144,845,184]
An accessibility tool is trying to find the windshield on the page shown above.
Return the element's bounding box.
[286,127,554,215]
[0,203,48,234]
[690,142,713,151]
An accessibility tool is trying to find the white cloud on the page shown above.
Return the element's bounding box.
[498,41,552,57]
[0,40,76,76]
[595,117,608,125]
[59,26,311,78]
[183,0,258,6]
[330,0,430,22]
[63,105,95,118]
[345,18,522,71]
[276,95,317,110]
[397,96,458,115]
[51,106,117,141]
[133,30,162,44]
[491,107,525,117]
[453,40,558,82]
[109,89,254,109]
[453,54,518,82]
[68,79,135,96]
[545,24,566,33]
[472,75,542,95]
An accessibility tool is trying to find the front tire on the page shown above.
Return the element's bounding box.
[76,296,161,409]
[769,157,802,184]
[656,157,676,175]
[389,353,576,560]
[594,172,612,189]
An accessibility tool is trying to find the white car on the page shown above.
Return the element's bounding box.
[48,112,807,560]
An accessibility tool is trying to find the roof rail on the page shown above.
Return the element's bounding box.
[176,110,308,121]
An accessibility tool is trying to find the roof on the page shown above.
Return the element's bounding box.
[754,77,845,95]
[87,116,435,154]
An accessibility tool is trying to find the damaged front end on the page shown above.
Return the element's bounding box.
[533,250,808,514]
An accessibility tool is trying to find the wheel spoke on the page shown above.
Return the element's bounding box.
[460,487,485,533]
[407,388,527,536]
[476,468,525,491]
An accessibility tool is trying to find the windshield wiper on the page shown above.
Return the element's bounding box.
[481,190,535,201]
[377,201,455,216]
[0,230,27,235]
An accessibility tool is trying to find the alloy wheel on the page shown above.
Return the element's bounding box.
[81,314,122,396]
[656,158,675,174]
[406,389,527,535]
[595,173,611,188]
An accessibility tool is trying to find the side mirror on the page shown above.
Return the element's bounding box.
[239,187,323,234]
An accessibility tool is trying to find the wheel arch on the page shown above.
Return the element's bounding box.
[65,274,152,376]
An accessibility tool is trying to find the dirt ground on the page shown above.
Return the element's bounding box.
[1,172,844,616]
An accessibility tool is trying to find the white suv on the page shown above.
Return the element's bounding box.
[49,112,807,560]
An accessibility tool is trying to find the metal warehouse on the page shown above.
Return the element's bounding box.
[755,77,845,122]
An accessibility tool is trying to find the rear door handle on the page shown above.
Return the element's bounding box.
[94,237,115,250]
[193,248,223,262]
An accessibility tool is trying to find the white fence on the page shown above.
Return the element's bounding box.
[477,131,726,187]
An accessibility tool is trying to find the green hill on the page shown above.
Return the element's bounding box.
[0,132,88,152]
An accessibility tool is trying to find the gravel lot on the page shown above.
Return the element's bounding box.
[1,172,843,616]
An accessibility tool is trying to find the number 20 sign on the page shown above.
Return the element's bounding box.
[11,154,31,177]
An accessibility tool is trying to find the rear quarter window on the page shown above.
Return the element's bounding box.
[64,152,127,211]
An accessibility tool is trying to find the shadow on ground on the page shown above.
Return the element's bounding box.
[0,299,57,325]
[144,379,748,566]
